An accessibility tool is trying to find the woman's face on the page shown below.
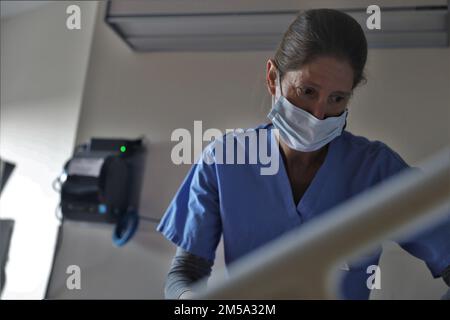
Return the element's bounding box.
[267,56,354,119]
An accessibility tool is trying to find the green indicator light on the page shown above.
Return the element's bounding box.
[120,145,126,153]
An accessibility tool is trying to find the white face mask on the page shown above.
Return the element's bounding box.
[267,72,348,152]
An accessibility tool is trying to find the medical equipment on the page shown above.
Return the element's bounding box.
[56,137,145,246]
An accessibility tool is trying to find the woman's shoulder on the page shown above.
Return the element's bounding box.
[202,122,272,158]
[341,130,387,151]
[207,122,272,145]
[339,130,410,172]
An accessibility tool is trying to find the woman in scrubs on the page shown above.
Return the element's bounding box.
[157,9,450,299]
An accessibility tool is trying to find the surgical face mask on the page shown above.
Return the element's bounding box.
[267,72,348,152]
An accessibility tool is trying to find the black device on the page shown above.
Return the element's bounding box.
[58,137,144,245]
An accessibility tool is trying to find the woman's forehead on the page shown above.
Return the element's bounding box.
[285,56,354,93]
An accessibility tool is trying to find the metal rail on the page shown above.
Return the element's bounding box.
[194,147,450,299]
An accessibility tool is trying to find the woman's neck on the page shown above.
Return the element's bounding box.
[279,138,328,168]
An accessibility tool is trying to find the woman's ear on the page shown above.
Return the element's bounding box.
[266,59,277,96]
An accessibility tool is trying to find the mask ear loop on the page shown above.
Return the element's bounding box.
[271,69,283,143]
[277,70,283,96]
[273,69,282,106]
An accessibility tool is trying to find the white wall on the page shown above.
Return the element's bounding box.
[0,1,97,299]
[349,48,450,165]
[5,1,448,299]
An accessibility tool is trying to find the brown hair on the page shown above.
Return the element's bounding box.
[274,9,368,89]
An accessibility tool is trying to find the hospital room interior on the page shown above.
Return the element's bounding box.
[0,0,449,301]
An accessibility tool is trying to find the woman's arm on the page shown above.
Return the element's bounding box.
[442,265,450,286]
[164,247,213,299]
[441,265,450,300]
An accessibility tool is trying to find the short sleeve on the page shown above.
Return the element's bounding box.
[156,145,222,263]
[399,213,450,277]
[376,145,450,278]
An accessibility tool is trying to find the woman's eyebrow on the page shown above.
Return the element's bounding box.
[332,91,352,97]
[300,80,321,89]
[296,82,351,97]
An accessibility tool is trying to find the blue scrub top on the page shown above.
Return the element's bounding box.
[157,123,450,299]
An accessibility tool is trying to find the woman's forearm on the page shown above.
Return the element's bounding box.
[442,265,450,286]
[164,247,213,299]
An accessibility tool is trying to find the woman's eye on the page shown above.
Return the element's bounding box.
[297,87,315,97]
[331,96,344,103]
[303,87,314,95]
